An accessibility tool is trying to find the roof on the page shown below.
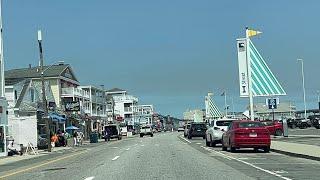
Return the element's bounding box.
[5,64,78,85]
[106,88,126,93]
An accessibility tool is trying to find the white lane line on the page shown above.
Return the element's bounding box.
[196,143,202,145]
[238,157,267,160]
[111,147,119,149]
[112,156,120,161]
[84,176,95,180]
[126,148,130,151]
[141,144,145,147]
[180,136,191,143]
[208,148,292,180]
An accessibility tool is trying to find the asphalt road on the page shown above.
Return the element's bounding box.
[1,132,320,180]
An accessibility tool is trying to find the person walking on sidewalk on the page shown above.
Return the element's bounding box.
[51,133,58,150]
[73,131,78,146]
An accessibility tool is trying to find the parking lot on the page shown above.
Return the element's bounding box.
[179,132,320,180]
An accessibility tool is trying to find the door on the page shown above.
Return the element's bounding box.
[0,125,6,156]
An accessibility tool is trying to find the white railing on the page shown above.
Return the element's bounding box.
[113,95,138,102]
[61,87,90,99]
[124,107,133,112]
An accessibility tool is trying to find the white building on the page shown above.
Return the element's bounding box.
[133,105,154,125]
[183,109,205,122]
[106,88,138,125]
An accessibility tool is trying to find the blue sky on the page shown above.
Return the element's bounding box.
[3,0,320,117]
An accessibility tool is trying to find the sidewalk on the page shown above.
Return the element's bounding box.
[0,146,72,165]
[271,140,320,161]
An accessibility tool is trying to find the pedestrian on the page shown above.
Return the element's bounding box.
[73,131,78,146]
[51,133,58,149]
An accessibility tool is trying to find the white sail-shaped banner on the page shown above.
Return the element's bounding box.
[205,93,222,119]
[237,38,286,97]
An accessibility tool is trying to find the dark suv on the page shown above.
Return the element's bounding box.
[187,122,207,139]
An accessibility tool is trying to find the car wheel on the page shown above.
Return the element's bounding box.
[188,135,192,139]
[203,136,206,139]
[140,134,143,138]
[254,147,259,152]
[184,134,187,137]
[211,141,216,147]
[264,146,270,153]
[291,124,296,129]
[275,129,283,136]
[205,135,210,147]
[151,134,154,137]
[230,146,236,153]
[315,126,320,129]
[221,138,227,151]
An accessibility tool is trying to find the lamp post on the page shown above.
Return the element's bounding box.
[297,59,307,120]
[38,30,52,152]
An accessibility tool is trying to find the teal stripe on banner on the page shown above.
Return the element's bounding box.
[250,53,273,94]
[251,73,268,95]
[250,52,278,94]
[249,42,284,94]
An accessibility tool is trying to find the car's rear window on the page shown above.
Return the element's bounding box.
[216,121,232,126]
[187,125,190,128]
[142,126,150,129]
[261,121,273,126]
[239,122,263,128]
[192,124,206,129]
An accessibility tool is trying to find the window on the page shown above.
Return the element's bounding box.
[239,122,263,128]
[216,120,232,126]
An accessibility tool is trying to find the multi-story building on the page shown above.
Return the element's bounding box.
[133,105,154,125]
[183,109,205,122]
[106,88,138,125]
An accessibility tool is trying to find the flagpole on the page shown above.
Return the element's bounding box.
[224,91,227,117]
[246,27,254,121]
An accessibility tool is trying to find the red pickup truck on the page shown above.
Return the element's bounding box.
[260,120,283,136]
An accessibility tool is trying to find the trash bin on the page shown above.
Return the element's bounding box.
[90,133,98,143]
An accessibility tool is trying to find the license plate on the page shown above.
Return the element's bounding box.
[197,129,201,132]
[249,133,257,137]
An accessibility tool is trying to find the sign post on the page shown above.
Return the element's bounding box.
[267,98,278,121]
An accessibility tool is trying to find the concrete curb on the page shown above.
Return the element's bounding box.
[271,148,320,161]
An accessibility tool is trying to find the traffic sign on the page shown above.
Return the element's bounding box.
[267,98,277,109]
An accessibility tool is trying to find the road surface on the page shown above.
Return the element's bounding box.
[1,132,319,180]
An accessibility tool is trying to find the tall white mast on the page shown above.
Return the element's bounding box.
[245,28,254,120]
[0,0,4,97]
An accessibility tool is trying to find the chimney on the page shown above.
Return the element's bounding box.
[29,64,32,69]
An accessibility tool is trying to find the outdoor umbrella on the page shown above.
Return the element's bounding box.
[65,126,79,130]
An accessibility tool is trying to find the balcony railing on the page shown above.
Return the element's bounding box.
[124,107,133,112]
[61,87,90,99]
[113,95,138,102]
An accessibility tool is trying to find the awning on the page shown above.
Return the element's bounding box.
[49,113,66,123]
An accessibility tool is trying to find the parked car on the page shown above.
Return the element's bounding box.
[308,115,320,129]
[187,122,207,139]
[104,124,122,140]
[295,118,312,129]
[205,119,235,147]
[222,120,271,153]
[184,123,191,137]
[140,125,154,137]
[287,118,298,129]
[260,120,283,136]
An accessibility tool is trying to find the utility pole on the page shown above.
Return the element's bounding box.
[38,30,51,152]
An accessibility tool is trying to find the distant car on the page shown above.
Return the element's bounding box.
[308,115,320,129]
[260,120,283,136]
[295,118,312,129]
[205,119,235,147]
[287,118,298,129]
[140,125,154,137]
[177,126,184,132]
[187,122,207,139]
[184,124,191,137]
[104,124,122,140]
[222,120,271,153]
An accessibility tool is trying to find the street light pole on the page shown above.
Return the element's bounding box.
[297,59,307,121]
[38,30,51,152]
